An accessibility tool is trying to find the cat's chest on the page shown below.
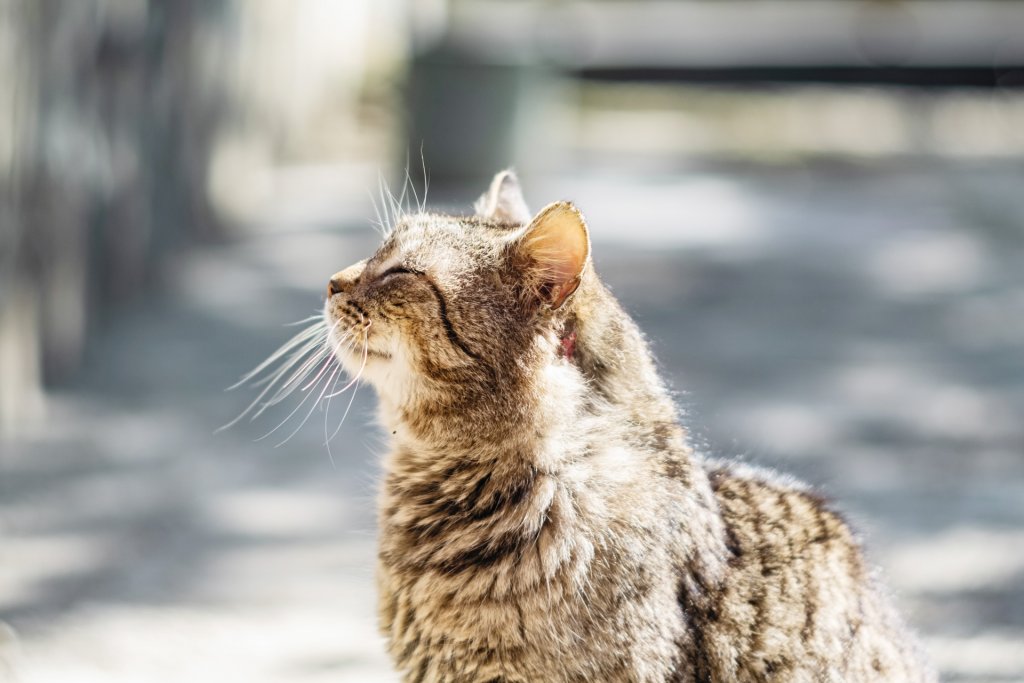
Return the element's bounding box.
[376,515,691,682]
[377,561,678,683]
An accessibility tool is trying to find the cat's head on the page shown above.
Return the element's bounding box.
[323,171,591,408]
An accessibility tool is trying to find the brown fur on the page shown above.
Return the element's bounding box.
[323,172,935,682]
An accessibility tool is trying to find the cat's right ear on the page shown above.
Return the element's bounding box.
[474,169,531,225]
[516,201,591,310]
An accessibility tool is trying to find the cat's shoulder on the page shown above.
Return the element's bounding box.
[701,457,864,553]
[703,458,814,497]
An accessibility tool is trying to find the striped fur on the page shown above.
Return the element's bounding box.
[323,172,935,682]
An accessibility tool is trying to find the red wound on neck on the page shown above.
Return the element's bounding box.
[559,330,577,360]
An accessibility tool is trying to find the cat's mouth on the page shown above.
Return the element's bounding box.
[325,320,391,365]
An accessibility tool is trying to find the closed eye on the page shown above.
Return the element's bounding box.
[378,265,423,282]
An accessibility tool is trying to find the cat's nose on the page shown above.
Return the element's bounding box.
[327,260,367,297]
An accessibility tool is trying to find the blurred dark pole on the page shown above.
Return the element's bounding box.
[0,0,234,434]
[403,0,569,201]
[406,44,531,194]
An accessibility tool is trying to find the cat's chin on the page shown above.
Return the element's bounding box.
[326,327,400,396]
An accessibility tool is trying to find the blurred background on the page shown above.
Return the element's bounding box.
[2,1,1023,681]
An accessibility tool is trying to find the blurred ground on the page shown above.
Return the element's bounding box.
[2,163,1024,682]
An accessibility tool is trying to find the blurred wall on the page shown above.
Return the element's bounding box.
[0,0,405,434]
[0,0,236,432]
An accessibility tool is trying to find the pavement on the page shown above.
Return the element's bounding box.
[2,162,1023,682]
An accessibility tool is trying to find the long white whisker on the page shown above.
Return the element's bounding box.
[324,347,368,398]
[217,332,328,432]
[419,146,429,212]
[299,331,352,391]
[256,345,332,412]
[272,356,343,447]
[248,322,339,417]
[404,163,421,217]
[322,342,349,466]
[327,326,370,443]
[246,332,329,389]
[271,322,352,447]
[378,171,394,234]
[284,314,325,327]
[228,321,326,390]
[255,354,335,443]
[331,377,362,443]
[395,155,411,216]
[297,353,335,393]
[389,176,404,225]
[327,347,364,443]
[382,171,406,232]
[367,187,389,237]
[382,172,395,224]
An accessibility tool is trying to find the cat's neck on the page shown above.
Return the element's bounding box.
[375,309,728,603]
[374,279,732,601]
[381,355,586,472]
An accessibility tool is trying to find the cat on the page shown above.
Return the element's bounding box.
[319,171,935,682]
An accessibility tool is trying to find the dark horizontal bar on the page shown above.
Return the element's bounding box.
[574,66,1024,89]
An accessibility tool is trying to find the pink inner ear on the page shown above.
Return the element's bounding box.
[525,204,589,286]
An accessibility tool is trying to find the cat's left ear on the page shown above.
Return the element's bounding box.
[475,169,531,225]
[516,201,591,310]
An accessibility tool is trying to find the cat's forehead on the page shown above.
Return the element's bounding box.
[375,212,513,271]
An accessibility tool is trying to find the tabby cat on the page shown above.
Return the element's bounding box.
[321,171,934,682]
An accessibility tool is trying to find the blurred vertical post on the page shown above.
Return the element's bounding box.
[404,0,570,198]
[0,0,44,432]
[0,0,233,436]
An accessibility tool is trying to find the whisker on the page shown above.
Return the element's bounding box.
[394,152,410,217]
[257,337,334,405]
[217,334,328,432]
[227,320,326,390]
[331,377,362,444]
[383,172,397,224]
[246,332,329,389]
[271,355,343,447]
[404,162,421,217]
[322,344,349,467]
[326,325,370,446]
[419,147,429,213]
[233,321,341,427]
[254,347,338,443]
[299,331,353,391]
[382,171,406,232]
[389,177,402,226]
[284,314,324,327]
[269,320,354,447]
[225,303,376,448]
[264,321,339,389]
[378,171,395,235]
[324,322,370,399]
[224,350,323,430]
[367,186,389,237]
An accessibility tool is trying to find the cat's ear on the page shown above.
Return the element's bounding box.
[517,201,591,310]
[474,169,531,225]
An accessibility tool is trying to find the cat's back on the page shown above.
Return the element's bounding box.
[695,462,936,683]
